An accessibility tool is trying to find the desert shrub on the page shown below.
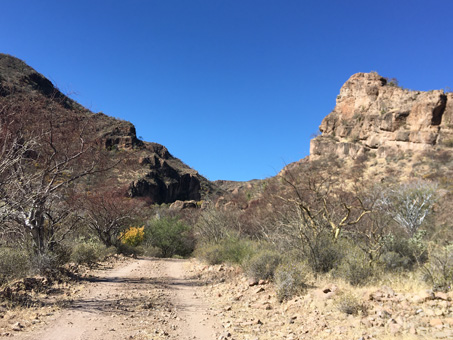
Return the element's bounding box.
[269,212,345,274]
[196,235,257,265]
[243,248,282,281]
[381,231,428,271]
[117,242,143,257]
[422,244,453,291]
[195,206,243,244]
[29,252,61,275]
[380,251,412,271]
[0,247,30,284]
[195,243,224,265]
[138,244,161,257]
[300,231,345,273]
[336,293,366,315]
[442,138,453,147]
[274,261,309,301]
[71,243,98,266]
[144,217,194,258]
[70,239,115,266]
[335,247,373,286]
[120,226,145,247]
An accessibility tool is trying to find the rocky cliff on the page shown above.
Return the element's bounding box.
[310,72,453,160]
[0,53,216,204]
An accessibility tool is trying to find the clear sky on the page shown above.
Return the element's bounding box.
[1,1,452,181]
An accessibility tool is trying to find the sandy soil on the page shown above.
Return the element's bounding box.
[8,258,219,340]
[3,257,452,340]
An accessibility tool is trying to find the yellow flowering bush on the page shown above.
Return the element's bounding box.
[120,226,145,247]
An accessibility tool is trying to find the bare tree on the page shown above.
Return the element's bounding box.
[80,189,142,248]
[378,180,437,237]
[279,162,370,240]
[262,160,370,272]
[0,93,113,255]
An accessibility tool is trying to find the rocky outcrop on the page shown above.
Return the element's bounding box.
[0,53,213,205]
[310,72,453,159]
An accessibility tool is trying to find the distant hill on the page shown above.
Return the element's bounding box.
[0,53,220,204]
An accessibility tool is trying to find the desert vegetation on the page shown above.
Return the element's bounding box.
[1,61,452,338]
[0,88,451,314]
[194,157,452,300]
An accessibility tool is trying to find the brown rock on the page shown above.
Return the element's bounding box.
[169,200,198,210]
[434,292,449,301]
[430,318,444,327]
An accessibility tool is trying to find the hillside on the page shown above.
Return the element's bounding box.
[0,53,219,204]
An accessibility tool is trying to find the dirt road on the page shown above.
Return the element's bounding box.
[16,258,219,340]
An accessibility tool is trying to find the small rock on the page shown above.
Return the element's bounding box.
[377,309,392,319]
[255,287,265,294]
[218,331,231,339]
[381,285,396,297]
[434,292,449,301]
[11,322,24,331]
[248,279,259,287]
[430,318,443,327]
[231,294,243,301]
[388,322,402,334]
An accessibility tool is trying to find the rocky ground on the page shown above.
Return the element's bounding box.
[0,257,452,340]
[195,263,453,340]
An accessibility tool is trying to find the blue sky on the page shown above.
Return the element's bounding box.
[1,0,452,181]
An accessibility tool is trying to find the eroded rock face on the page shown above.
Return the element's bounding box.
[310,72,453,159]
[128,144,202,204]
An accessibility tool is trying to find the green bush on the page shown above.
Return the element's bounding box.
[71,240,115,266]
[144,217,195,258]
[0,247,30,284]
[380,251,412,272]
[274,262,308,301]
[336,247,373,286]
[195,243,224,265]
[243,249,282,281]
[196,236,256,265]
[382,231,427,271]
[306,232,345,273]
[117,242,143,257]
[71,243,99,266]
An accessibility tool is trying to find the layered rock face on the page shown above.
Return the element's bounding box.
[311,72,453,159]
[128,142,202,204]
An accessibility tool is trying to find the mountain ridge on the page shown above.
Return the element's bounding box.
[0,53,219,204]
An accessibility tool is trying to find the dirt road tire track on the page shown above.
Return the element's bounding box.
[15,258,218,340]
